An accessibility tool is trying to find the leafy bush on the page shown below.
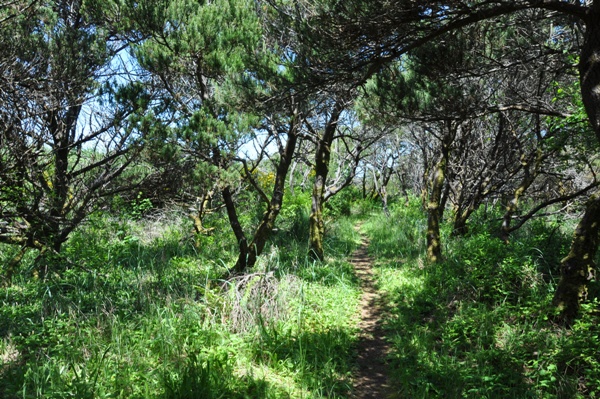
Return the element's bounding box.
[325,185,362,217]
[277,190,311,239]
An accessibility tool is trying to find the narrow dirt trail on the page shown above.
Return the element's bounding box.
[351,232,391,399]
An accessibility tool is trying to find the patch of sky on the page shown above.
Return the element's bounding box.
[77,48,144,149]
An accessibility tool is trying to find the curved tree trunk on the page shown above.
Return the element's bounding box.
[552,195,600,324]
[190,191,215,237]
[580,3,600,142]
[549,5,600,323]
[439,178,451,222]
[453,199,485,237]
[420,153,430,211]
[238,123,299,271]
[452,209,469,237]
[309,102,343,261]
[500,150,543,243]
[501,182,530,243]
[452,200,484,237]
[223,186,249,273]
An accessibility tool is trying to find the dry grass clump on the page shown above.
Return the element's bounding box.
[223,271,301,333]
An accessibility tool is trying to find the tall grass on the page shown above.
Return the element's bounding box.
[0,202,361,399]
[8,191,597,398]
[363,197,600,398]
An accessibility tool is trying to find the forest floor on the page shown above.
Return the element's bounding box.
[351,230,391,399]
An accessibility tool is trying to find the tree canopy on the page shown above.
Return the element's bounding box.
[2,0,600,332]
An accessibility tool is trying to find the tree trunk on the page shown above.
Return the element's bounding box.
[309,188,326,260]
[379,164,393,217]
[309,169,327,261]
[380,185,390,217]
[42,104,81,260]
[362,168,367,199]
[552,195,600,324]
[452,209,469,236]
[427,154,446,263]
[222,111,299,273]
[421,164,430,211]
[228,113,302,273]
[500,183,529,243]
[451,201,482,237]
[550,3,600,322]
[223,186,249,273]
[439,178,450,222]
[288,160,297,196]
[48,111,71,254]
[500,150,542,243]
[308,102,343,261]
[245,128,299,269]
[580,3,600,142]
[426,123,454,263]
[190,191,215,237]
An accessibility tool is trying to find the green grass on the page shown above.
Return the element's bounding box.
[362,198,600,399]
[0,203,362,399]
[3,193,600,398]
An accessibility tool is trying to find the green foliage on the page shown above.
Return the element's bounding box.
[269,190,361,267]
[0,0,154,255]
[325,185,362,218]
[128,193,154,220]
[277,190,311,239]
[0,206,360,398]
[362,196,427,260]
[363,196,599,398]
[3,1,600,397]
[4,189,600,399]
[133,0,267,154]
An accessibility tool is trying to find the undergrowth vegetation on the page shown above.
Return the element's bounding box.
[0,193,361,399]
[363,198,600,399]
[2,192,600,398]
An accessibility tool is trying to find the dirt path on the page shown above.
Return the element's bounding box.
[351,233,391,399]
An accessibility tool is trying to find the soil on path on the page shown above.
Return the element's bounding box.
[351,233,391,399]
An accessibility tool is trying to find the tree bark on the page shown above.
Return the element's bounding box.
[190,191,215,237]
[552,195,600,324]
[501,149,543,242]
[439,178,450,222]
[420,147,430,211]
[244,127,299,269]
[550,2,600,323]
[309,102,343,261]
[47,106,78,253]
[501,182,531,243]
[222,116,299,273]
[223,186,249,273]
[452,210,469,237]
[426,123,454,263]
[580,3,600,142]
[426,154,447,263]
